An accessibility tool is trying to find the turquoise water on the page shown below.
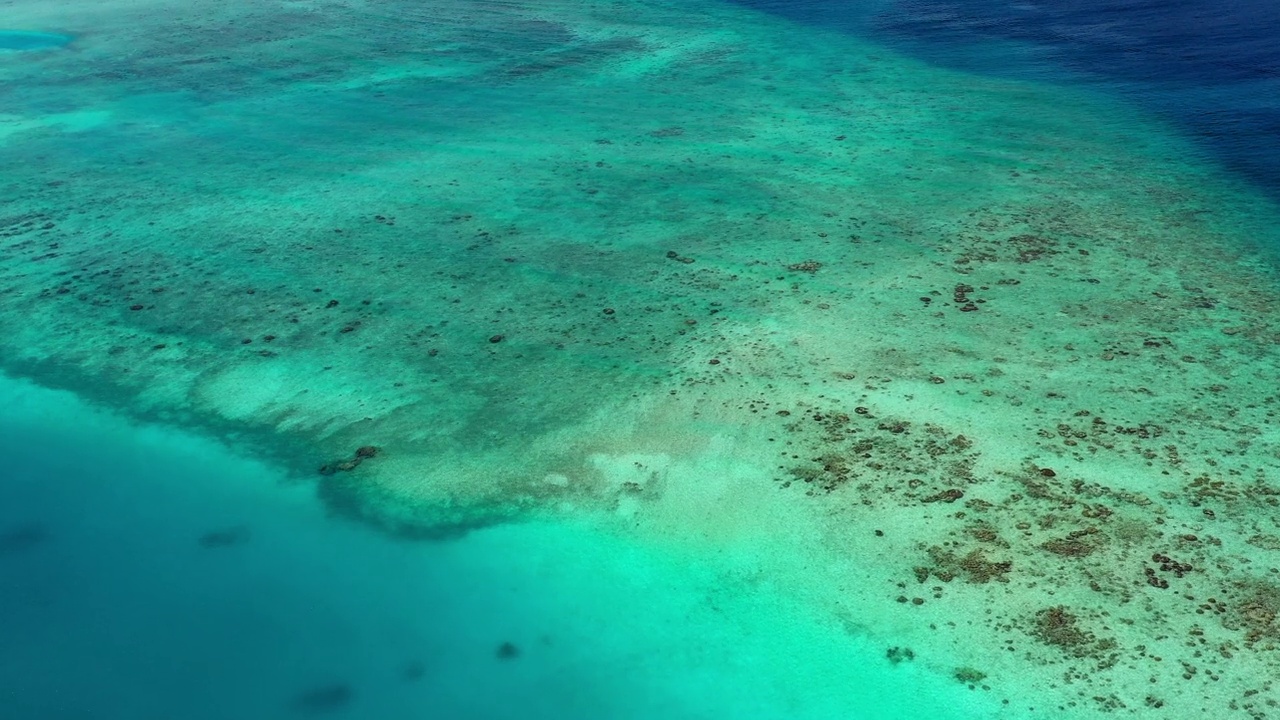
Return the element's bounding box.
[0,30,71,51]
[4,0,1280,717]
[0,374,1008,719]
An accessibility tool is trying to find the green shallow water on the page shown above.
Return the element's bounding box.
[4,0,1280,716]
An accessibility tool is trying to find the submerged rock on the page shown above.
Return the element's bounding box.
[495,641,520,660]
[197,525,250,549]
[0,523,47,554]
[401,660,425,682]
[318,445,382,475]
[290,683,352,714]
[787,260,822,273]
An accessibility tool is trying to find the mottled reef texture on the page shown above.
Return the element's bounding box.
[5,0,1280,716]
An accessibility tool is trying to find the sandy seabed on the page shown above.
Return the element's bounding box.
[5,0,1280,716]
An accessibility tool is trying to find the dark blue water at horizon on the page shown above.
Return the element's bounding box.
[733,0,1280,202]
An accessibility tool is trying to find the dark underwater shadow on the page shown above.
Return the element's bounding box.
[197,525,251,549]
[290,682,352,715]
[0,523,48,555]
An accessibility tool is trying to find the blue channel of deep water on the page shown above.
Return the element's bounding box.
[732,0,1280,202]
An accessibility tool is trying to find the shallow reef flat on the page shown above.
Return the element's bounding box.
[4,0,1280,716]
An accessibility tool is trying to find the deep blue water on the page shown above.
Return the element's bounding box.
[734,0,1280,200]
